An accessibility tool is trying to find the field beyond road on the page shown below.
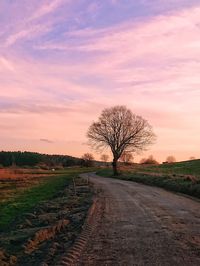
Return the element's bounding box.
[77,173,200,266]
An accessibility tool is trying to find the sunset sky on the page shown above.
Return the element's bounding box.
[0,0,200,162]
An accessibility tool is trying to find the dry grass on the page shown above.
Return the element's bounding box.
[0,168,54,181]
[0,167,62,204]
[0,168,54,204]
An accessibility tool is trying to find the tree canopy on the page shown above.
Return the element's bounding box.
[87,105,156,175]
[0,151,83,168]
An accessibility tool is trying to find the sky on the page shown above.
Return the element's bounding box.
[0,0,200,163]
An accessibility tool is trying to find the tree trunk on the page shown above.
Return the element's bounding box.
[112,158,118,176]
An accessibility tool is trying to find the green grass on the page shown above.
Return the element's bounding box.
[97,168,200,199]
[142,159,200,177]
[96,168,113,177]
[0,168,96,231]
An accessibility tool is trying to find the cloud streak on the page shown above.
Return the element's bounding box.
[0,1,200,161]
[40,138,54,143]
[29,0,66,21]
[5,24,52,46]
[2,0,71,47]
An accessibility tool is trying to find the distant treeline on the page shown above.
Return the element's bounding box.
[0,151,83,167]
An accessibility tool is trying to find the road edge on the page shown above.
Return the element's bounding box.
[57,174,100,266]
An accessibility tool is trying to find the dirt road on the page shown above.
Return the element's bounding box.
[75,173,200,266]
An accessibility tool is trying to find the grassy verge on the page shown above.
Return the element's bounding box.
[97,169,200,199]
[0,168,96,231]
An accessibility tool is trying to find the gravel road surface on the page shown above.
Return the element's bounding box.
[76,173,200,266]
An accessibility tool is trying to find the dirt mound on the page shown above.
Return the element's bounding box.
[0,177,93,266]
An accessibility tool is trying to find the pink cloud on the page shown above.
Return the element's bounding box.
[0,57,15,71]
[5,24,52,46]
[2,0,72,47]
[29,0,66,21]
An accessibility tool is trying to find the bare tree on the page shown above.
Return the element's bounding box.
[87,106,155,175]
[140,155,159,165]
[166,155,176,163]
[81,153,94,167]
[101,154,109,163]
[120,151,133,164]
[140,158,147,164]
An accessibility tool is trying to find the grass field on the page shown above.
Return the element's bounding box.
[141,159,200,177]
[97,160,200,199]
[0,167,97,265]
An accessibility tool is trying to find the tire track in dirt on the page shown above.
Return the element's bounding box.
[58,188,105,266]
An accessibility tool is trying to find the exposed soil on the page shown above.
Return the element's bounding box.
[0,177,93,266]
[74,173,200,266]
